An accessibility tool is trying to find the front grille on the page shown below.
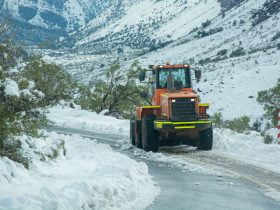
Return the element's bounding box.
[171,98,197,121]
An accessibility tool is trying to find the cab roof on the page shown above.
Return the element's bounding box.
[149,64,190,70]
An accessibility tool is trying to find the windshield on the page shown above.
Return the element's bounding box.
[157,68,191,89]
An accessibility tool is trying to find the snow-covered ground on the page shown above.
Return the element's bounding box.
[0,127,159,209]
[2,105,279,209]
[48,105,129,135]
[213,128,280,174]
[47,106,280,174]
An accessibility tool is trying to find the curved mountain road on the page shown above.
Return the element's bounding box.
[45,126,280,210]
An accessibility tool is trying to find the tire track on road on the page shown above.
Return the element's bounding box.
[161,148,280,201]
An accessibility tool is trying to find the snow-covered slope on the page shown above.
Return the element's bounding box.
[129,0,280,120]
[74,0,221,53]
[0,0,113,31]
[0,0,124,45]
[42,0,280,121]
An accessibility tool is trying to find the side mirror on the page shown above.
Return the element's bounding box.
[139,71,146,82]
[194,69,202,82]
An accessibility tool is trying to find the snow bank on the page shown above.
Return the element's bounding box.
[213,128,280,173]
[48,106,129,136]
[0,132,159,210]
[48,106,280,174]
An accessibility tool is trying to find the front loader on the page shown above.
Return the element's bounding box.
[130,63,213,152]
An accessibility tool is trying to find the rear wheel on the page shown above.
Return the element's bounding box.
[135,120,143,148]
[130,120,136,146]
[197,125,213,151]
[142,115,159,152]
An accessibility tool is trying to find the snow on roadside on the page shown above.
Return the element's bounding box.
[0,132,159,210]
[48,106,224,176]
[48,106,280,174]
[48,105,129,136]
[213,128,280,173]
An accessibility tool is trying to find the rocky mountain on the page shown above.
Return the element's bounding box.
[1,0,279,120]
[0,0,119,45]
[43,0,280,121]
[0,0,245,48]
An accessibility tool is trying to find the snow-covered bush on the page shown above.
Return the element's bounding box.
[22,57,76,106]
[0,25,47,167]
[0,62,47,168]
[229,47,246,57]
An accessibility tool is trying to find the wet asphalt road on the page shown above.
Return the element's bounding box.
[45,126,280,210]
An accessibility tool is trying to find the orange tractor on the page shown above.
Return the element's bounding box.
[130,64,213,152]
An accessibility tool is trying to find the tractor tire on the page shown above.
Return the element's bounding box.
[130,120,136,146]
[197,125,213,151]
[135,120,143,149]
[142,115,159,152]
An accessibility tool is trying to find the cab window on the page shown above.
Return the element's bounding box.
[157,68,190,89]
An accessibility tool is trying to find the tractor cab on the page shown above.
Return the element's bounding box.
[148,64,194,105]
[156,65,191,89]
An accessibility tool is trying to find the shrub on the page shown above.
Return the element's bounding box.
[257,79,280,126]
[217,49,228,56]
[22,57,76,106]
[230,47,246,57]
[252,119,262,132]
[212,112,224,128]
[272,32,280,41]
[202,20,211,28]
[225,116,251,133]
[263,134,274,144]
[84,61,149,119]
[212,112,252,133]
[198,57,211,65]
[196,27,223,38]
[0,75,48,168]
[0,24,48,168]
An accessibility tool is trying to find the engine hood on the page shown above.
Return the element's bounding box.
[162,91,198,99]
